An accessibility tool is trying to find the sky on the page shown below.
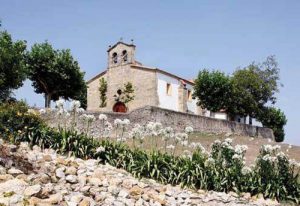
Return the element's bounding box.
[1,0,299,145]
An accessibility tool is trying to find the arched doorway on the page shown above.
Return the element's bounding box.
[113,102,127,113]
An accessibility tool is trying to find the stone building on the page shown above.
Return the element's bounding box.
[87,41,226,119]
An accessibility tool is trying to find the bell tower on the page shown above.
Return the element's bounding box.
[107,39,136,68]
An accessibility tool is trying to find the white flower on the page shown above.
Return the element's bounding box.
[39,109,46,114]
[122,119,130,125]
[82,114,95,122]
[241,166,252,175]
[276,151,286,158]
[70,100,81,111]
[224,138,233,144]
[273,145,281,151]
[181,140,188,146]
[185,126,194,134]
[232,154,243,160]
[204,157,215,167]
[166,145,175,150]
[288,144,292,149]
[262,145,273,153]
[234,145,248,154]
[114,119,122,126]
[96,146,105,153]
[99,114,108,121]
[55,99,65,109]
[78,108,85,113]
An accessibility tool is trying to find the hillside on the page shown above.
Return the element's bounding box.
[0,139,280,206]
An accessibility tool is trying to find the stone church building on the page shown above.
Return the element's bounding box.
[87,41,227,119]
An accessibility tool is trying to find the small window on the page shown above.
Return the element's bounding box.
[166,83,172,95]
[112,52,118,64]
[122,50,128,62]
[187,90,192,101]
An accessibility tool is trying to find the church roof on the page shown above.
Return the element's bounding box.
[107,41,136,52]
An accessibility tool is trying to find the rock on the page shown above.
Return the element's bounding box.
[118,190,129,198]
[0,178,28,194]
[0,174,14,182]
[0,166,6,175]
[7,167,24,175]
[66,167,77,175]
[24,184,42,196]
[55,167,65,179]
[79,197,91,206]
[129,186,143,196]
[40,183,54,197]
[43,154,52,161]
[88,177,102,186]
[9,194,24,204]
[66,175,78,183]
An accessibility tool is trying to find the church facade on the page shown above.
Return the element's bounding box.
[87,41,227,119]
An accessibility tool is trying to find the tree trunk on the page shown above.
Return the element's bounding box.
[44,94,52,108]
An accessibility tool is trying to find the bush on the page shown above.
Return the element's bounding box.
[0,101,44,142]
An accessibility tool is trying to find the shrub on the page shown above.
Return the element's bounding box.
[0,101,44,142]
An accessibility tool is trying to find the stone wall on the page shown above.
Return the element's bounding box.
[46,106,274,139]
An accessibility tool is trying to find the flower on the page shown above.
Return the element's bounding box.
[224,138,233,144]
[232,154,243,160]
[185,126,194,134]
[234,145,248,154]
[55,99,65,109]
[166,145,175,150]
[122,119,130,125]
[181,140,188,146]
[114,119,122,126]
[204,157,215,167]
[96,146,105,153]
[241,166,252,175]
[70,100,81,112]
[39,109,46,114]
[99,114,108,121]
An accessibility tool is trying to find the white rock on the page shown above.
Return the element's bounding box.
[66,175,78,183]
[24,184,41,196]
[56,167,65,179]
[7,168,23,175]
[0,179,28,194]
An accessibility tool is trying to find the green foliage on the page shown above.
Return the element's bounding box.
[257,107,287,142]
[99,78,107,107]
[3,122,299,203]
[26,42,86,107]
[114,82,135,104]
[193,69,232,112]
[73,84,87,109]
[0,30,27,101]
[0,101,44,142]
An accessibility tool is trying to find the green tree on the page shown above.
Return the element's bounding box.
[26,42,86,107]
[193,69,233,112]
[0,30,27,101]
[230,56,281,120]
[256,107,287,142]
[99,78,107,107]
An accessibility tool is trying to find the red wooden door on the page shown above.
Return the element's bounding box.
[113,102,127,113]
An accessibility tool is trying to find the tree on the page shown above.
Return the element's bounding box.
[73,83,87,109]
[99,78,107,107]
[193,69,233,112]
[230,56,281,121]
[113,82,135,105]
[26,42,86,107]
[0,30,27,101]
[256,107,287,142]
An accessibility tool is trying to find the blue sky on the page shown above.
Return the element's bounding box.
[1,0,299,145]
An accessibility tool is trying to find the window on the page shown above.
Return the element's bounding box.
[166,83,172,95]
[112,52,118,64]
[122,50,128,62]
[187,90,192,101]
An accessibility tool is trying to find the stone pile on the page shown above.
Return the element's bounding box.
[0,140,279,206]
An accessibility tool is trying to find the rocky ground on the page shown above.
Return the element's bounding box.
[0,139,281,206]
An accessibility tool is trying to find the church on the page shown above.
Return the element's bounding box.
[87,41,228,120]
